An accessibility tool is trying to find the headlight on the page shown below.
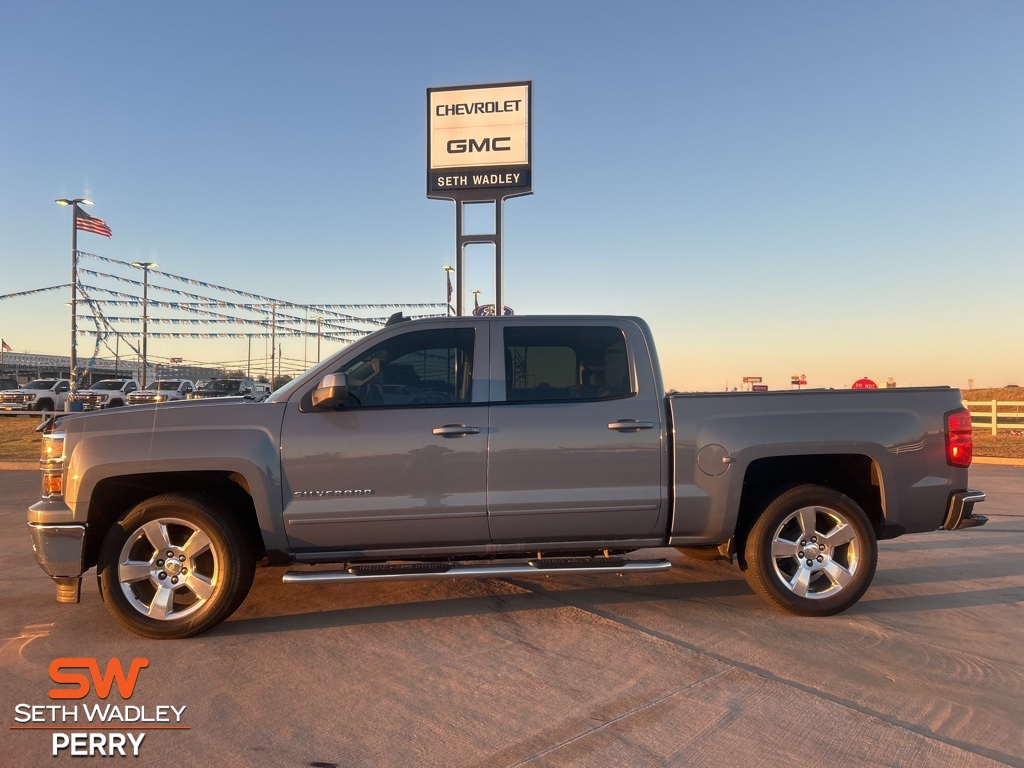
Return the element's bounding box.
[40,431,66,496]
[156,395,167,402]
[42,433,65,462]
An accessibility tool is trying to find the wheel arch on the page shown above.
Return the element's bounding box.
[734,453,883,569]
[83,472,264,571]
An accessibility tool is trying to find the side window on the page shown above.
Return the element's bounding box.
[57,382,70,393]
[341,328,474,407]
[503,326,630,403]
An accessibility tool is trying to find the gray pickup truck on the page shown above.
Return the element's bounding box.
[28,315,986,638]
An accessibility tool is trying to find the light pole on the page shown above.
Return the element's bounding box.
[131,261,158,388]
[471,289,481,314]
[443,265,454,316]
[315,316,323,361]
[55,198,94,398]
[270,303,277,386]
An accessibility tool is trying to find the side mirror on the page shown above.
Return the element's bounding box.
[311,373,349,410]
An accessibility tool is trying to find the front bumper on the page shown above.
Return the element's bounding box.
[0,402,32,411]
[28,517,87,604]
[942,489,988,530]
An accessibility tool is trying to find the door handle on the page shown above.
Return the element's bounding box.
[432,424,482,437]
[607,419,655,432]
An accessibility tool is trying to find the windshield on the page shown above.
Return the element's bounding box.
[26,380,57,389]
[267,336,359,402]
[93,381,126,390]
[200,380,240,392]
[155,381,181,391]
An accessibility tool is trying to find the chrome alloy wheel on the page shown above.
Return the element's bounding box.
[769,505,861,599]
[117,517,219,621]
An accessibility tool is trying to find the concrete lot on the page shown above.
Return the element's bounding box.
[1,466,1021,767]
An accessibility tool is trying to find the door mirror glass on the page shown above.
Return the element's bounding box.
[311,373,350,410]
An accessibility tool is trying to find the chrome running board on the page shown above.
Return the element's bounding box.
[282,557,672,585]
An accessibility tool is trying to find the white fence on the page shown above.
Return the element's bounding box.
[964,400,1024,435]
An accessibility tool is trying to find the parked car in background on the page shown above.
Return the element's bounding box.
[187,378,257,400]
[75,379,140,410]
[127,379,195,405]
[0,378,70,412]
[0,377,19,391]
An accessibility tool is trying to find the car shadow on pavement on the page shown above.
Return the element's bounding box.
[214,575,754,637]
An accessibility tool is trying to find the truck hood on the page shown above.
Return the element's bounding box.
[53,395,261,426]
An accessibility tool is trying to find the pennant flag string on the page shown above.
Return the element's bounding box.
[77,283,375,334]
[77,270,394,327]
[77,329,355,341]
[77,253,445,312]
[0,285,71,301]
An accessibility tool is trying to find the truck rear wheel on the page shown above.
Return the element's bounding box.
[98,493,255,639]
[742,484,877,616]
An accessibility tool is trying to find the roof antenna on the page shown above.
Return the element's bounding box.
[385,312,410,327]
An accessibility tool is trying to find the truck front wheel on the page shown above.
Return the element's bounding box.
[98,493,255,639]
[742,484,877,616]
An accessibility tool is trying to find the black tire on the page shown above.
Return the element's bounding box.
[98,493,256,639]
[742,484,877,616]
[36,399,54,412]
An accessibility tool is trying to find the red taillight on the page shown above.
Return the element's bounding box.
[946,408,973,468]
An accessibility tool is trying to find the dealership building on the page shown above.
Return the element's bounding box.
[0,351,221,387]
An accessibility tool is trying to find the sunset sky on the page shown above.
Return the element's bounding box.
[1,1,1020,391]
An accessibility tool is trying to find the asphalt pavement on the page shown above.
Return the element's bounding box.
[1,466,1021,767]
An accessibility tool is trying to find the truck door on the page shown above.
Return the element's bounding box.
[280,324,489,553]
[486,322,666,543]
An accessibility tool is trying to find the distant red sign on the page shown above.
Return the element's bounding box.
[852,378,878,389]
[752,384,768,392]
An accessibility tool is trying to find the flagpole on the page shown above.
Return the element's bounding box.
[443,265,454,316]
[56,197,95,403]
[70,205,79,398]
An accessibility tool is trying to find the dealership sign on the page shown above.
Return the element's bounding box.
[427,81,532,199]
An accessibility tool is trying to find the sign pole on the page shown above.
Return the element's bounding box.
[495,198,504,317]
[455,204,465,317]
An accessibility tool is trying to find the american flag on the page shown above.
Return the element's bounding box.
[75,207,112,238]
[1,339,11,353]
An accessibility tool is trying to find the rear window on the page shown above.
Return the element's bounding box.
[503,326,630,402]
